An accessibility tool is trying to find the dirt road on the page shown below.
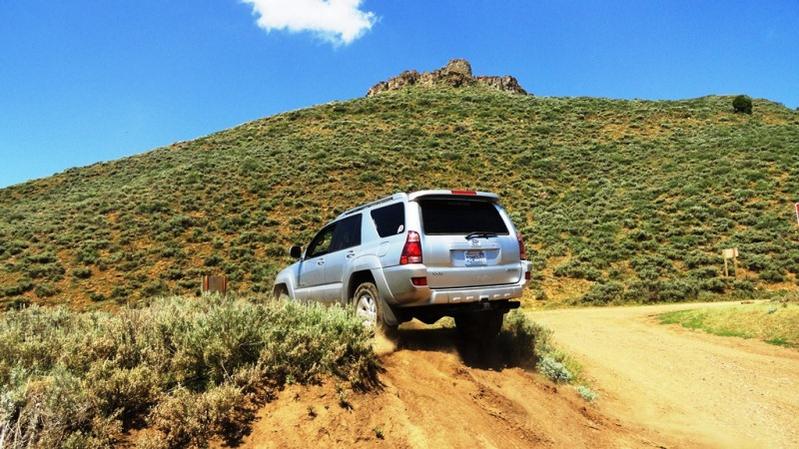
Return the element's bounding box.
[234,327,669,449]
[230,302,799,449]
[531,302,799,449]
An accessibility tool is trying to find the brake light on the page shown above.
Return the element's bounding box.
[450,189,477,196]
[400,231,422,265]
[517,232,527,260]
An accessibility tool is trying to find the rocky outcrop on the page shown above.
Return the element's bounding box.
[366,59,528,97]
[474,76,526,95]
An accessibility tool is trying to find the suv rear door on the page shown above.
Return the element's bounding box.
[323,213,363,303]
[416,196,522,289]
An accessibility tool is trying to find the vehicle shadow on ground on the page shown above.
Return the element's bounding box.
[392,325,537,371]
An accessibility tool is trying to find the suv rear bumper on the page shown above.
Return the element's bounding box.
[381,261,530,307]
[394,299,520,324]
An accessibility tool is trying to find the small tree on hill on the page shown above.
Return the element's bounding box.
[733,95,753,114]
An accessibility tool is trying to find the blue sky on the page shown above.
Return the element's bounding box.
[1,0,797,188]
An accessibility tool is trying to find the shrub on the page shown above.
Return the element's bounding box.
[553,260,602,281]
[2,296,31,311]
[659,279,699,302]
[536,355,573,383]
[759,269,785,283]
[203,254,222,267]
[581,281,624,304]
[499,310,552,365]
[144,385,248,449]
[110,286,131,301]
[732,95,753,114]
[34,283,58,298]
[577,385,598,402]
[1,279,33,297]
[0,296,378,449]
[72,267,92,280]
[500,311,582,384]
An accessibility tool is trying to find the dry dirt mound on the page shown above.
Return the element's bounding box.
[227,326,670,449]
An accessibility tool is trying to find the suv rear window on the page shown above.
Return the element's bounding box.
[419,199,508,235]
[371,203,405,237]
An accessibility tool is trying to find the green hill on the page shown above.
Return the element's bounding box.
[1,75,798,308]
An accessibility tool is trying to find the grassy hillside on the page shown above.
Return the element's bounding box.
[1,85,798,308]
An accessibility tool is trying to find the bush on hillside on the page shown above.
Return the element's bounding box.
[581,281,624,304]
[0,296,379,449]
[732,95,753,114]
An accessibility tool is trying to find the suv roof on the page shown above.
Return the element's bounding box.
[336,190,500,220]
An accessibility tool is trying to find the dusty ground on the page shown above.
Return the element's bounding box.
[227,301,799,449]
[229,326,672,449]
[531,302,799,449]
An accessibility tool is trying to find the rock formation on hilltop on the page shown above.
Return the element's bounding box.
[366,59,528,97]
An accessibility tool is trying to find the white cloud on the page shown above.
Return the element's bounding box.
[243,0,376,46]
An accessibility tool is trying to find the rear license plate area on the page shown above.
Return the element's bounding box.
[464,250,487,267]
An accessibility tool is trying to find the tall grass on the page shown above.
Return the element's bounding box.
[0,296,379,449]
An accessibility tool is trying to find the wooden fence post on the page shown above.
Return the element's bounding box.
[202,275,228,296]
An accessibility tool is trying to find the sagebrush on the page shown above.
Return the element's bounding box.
[0,296,379,449]
[499,310,582,382]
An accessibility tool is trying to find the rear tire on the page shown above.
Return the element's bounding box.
[455,311,504,341]
[353,282,398,339]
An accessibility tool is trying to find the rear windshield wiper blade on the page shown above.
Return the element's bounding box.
[465,231,498,240]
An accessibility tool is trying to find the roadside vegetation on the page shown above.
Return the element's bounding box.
[0,296,379,449]
[658,299,799,348]
[501,311,595,401]
[0,85,797,308]
[0,297,584,448]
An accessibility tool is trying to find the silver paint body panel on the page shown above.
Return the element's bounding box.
[273,191,530,311]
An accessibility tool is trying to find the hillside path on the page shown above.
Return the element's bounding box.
[230,326,672,449]
[530,302,799,449]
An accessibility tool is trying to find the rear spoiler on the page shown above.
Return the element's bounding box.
[408,190,500,202]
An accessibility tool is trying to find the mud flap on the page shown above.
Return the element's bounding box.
[378,295,400,327]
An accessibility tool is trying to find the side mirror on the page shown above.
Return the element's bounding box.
[290,245,303,259]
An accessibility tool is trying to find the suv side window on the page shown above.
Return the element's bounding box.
[330,214,362,252]
[370,203,405,238]
[306,224,335,258]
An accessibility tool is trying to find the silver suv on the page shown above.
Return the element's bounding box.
[273,190,531,338]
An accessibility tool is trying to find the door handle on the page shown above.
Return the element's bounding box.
[317,259,325,265]
[346,251,355,259]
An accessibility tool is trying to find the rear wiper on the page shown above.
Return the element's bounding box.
[465,231,498,240]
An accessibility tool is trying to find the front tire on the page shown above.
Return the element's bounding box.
[273,285,289,300]
[353,282,398,339]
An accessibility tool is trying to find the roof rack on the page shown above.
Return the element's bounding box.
[336,193,406,219]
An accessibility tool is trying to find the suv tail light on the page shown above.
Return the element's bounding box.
[517,232,527,260]
[400,231,422,265]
